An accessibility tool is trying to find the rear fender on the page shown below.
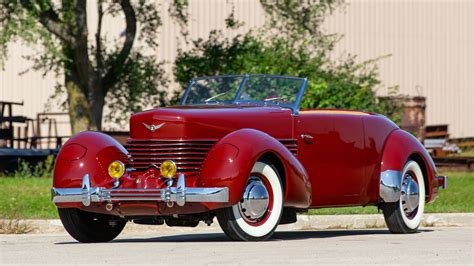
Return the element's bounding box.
[198,128,312,210]
[53,132,130,207]
[379,129,438,203]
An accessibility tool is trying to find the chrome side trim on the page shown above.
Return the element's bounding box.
[379,170,402,203]
[52,173,229,206]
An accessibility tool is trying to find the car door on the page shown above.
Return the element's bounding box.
[296,111,368,207]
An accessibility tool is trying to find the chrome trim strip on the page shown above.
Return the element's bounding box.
[379,170,402,203]
[52,173,229,206]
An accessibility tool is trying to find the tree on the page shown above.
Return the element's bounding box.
[0,0,187,132]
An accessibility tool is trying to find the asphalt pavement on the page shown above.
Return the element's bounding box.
[1,226,473,265]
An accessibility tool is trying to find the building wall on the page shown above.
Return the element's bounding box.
[324,0,474,138]
[0,41,71,142]
[1,0,472,138]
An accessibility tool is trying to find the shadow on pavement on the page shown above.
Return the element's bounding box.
[56,229,433,244]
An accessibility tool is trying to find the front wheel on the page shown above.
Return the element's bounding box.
[381,160,426,233]
[58,208,126,243]
[216,161,283,241]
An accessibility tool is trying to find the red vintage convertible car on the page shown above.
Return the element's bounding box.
[52,74,447,242]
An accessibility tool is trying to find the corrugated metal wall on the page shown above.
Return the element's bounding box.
[0,42,71,141]
[324,0,474,138]
[0,0,472,138]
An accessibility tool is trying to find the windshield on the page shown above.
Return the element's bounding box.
[180,75,307,113]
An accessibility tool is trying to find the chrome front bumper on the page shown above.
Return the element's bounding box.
[51,174,229,207]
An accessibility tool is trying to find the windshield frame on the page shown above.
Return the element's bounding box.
[179,74,308,114]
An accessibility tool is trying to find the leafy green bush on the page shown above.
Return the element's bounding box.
[174,33,401,121]
[11,156,54,178]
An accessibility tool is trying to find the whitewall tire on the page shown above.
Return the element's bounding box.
[382,160,425,233]
[216,161,283,241]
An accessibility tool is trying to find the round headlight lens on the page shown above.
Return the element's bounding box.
[160,160,177,178]
[108,160,125,179]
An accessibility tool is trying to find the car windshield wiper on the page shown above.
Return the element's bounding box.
[204,90,232,103]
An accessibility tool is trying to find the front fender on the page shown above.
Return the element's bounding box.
[198,128,312,210]
[380,129,438,203]
[53,131,130,193]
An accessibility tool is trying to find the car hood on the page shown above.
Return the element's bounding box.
[129,106,294,140]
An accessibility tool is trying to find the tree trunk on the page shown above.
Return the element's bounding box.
[65,75,105,134]
[64,42,104,134]
[65,75,92,134]
[90,85,105,131]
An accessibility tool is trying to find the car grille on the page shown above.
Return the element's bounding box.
[126,138,298,175]
[126,139,217,175]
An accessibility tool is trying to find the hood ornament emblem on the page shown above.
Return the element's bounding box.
[142,122,165,132]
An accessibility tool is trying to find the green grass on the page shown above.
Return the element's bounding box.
[0,172,472,219]
[0,178,57,219]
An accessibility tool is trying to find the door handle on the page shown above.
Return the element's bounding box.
[300,134,314,143]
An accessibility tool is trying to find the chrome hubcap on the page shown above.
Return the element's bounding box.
[401,173,420,216]
[239,176,269,221]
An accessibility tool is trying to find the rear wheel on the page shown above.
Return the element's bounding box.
[216,161,283,241]
[58,208,126,243]
[381,160,425,233]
